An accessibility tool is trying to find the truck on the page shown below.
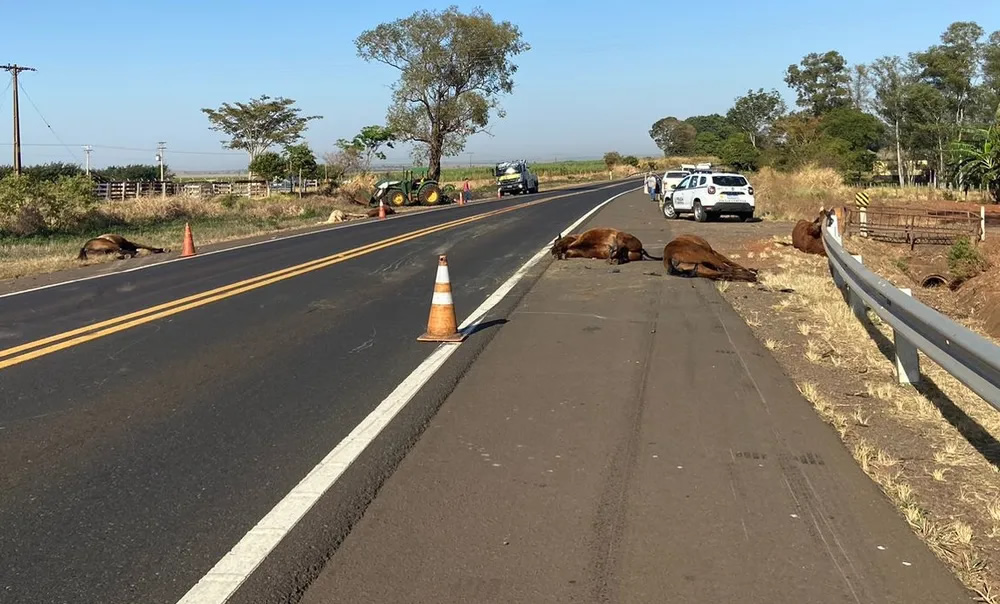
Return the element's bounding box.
[495,160,539,196]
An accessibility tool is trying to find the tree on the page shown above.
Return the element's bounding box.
[914,21,984,132]
[784,51,852,116]
[336,125,397,175]
[649,117,696,155]
[951,125,1000,201]
[982,31,1000,118]
[249,151,286,183]
[719,134,761,171]
[870,56,913,185]
[819,107,885,178]
[355,7,529,181]
[684,114,735,155]
[285,143,319,179]
[847,64,873,111]
[904,82,952,183]
[684,114,735,139]
[726,88,786,148]
[201,95,322,173]
[603,151,623,169]
[622,155,640,168]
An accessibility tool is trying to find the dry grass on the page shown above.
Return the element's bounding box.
[723,239,1000,601]
[0,186,373,281]
[750,164,991,222]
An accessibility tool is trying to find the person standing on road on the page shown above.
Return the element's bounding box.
[462,177,471,204]
[645,173,658,202]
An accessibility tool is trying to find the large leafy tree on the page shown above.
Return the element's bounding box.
[684,114,735,155]
[726,88,786,148]
[336,125,397,175]
[784,51,852,116]
[649,117,696,155]
[201,95,322,175]
[355,7,529,181]
[914,21,984,132]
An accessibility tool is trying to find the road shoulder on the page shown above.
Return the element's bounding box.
[299,192,974,603]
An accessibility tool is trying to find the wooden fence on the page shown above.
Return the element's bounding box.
[94,180,271,200]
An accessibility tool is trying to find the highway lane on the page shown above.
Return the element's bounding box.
[0,180,622,351]
[0,179,638,604]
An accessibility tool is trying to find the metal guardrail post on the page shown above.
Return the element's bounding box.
[894,287,921,384]
[848,255,866,320]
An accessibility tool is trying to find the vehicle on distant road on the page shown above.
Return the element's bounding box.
[495,160,539,196]
[662,171,755,222]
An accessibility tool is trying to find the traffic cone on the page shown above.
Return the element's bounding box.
[378,199,387,219]
[180,222,196,257]
[417,255,466,343]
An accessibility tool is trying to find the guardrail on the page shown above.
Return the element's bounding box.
[823,212,1000,409]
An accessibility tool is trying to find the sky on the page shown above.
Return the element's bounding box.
[1,0,999,172]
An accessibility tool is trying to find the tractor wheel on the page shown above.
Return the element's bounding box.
[418,183,443,205]
[386,188,407,207]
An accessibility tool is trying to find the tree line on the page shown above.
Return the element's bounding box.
[0,162,168,182]
[647,21,1000,194]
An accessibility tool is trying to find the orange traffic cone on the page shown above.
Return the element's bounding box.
[181,222,196,257]
[378,199,387,219]
[417,255,466,343]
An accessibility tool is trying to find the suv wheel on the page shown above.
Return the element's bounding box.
[693,201,707,223]
[741,212,754,222]
[663,202,678,219]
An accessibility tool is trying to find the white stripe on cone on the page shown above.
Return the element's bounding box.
[436,265,450,284]
[432,292,453,305]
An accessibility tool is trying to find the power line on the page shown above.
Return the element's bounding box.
[16,78,81,165]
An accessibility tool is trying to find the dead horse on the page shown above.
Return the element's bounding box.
[662,234,758,282]
[791,207,832,257]
[77,234,167,260]
[550,227,662,264]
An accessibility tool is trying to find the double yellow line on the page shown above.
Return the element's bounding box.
[0,188,598,371]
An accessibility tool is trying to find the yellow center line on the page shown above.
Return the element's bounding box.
[0,184,615,370]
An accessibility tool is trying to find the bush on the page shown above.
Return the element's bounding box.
[0,174,98,235]
[948,236,988,281]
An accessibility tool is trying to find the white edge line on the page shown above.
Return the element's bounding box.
[174,185,640,604]
[0,180,637,301]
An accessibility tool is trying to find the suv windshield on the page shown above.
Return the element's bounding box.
[712,175,748,187]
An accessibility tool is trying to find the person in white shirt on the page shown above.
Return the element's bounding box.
[645,173,658,201]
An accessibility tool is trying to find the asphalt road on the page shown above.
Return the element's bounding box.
[0,179,638,604]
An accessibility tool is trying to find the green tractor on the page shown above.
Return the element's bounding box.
[369,169,453,208]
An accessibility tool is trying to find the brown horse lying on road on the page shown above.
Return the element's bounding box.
[792,208,832,257]
[550,228,662,264]
[662,234,758,282]
[77,234,168,260]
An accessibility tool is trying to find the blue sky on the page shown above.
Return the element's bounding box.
[1,0,998,171]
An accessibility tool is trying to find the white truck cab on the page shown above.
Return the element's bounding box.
[663,171,755,222]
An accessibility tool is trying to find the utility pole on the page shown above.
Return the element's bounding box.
[1,64,37,175]
[156,141,166,197]
[83,145,93,176]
